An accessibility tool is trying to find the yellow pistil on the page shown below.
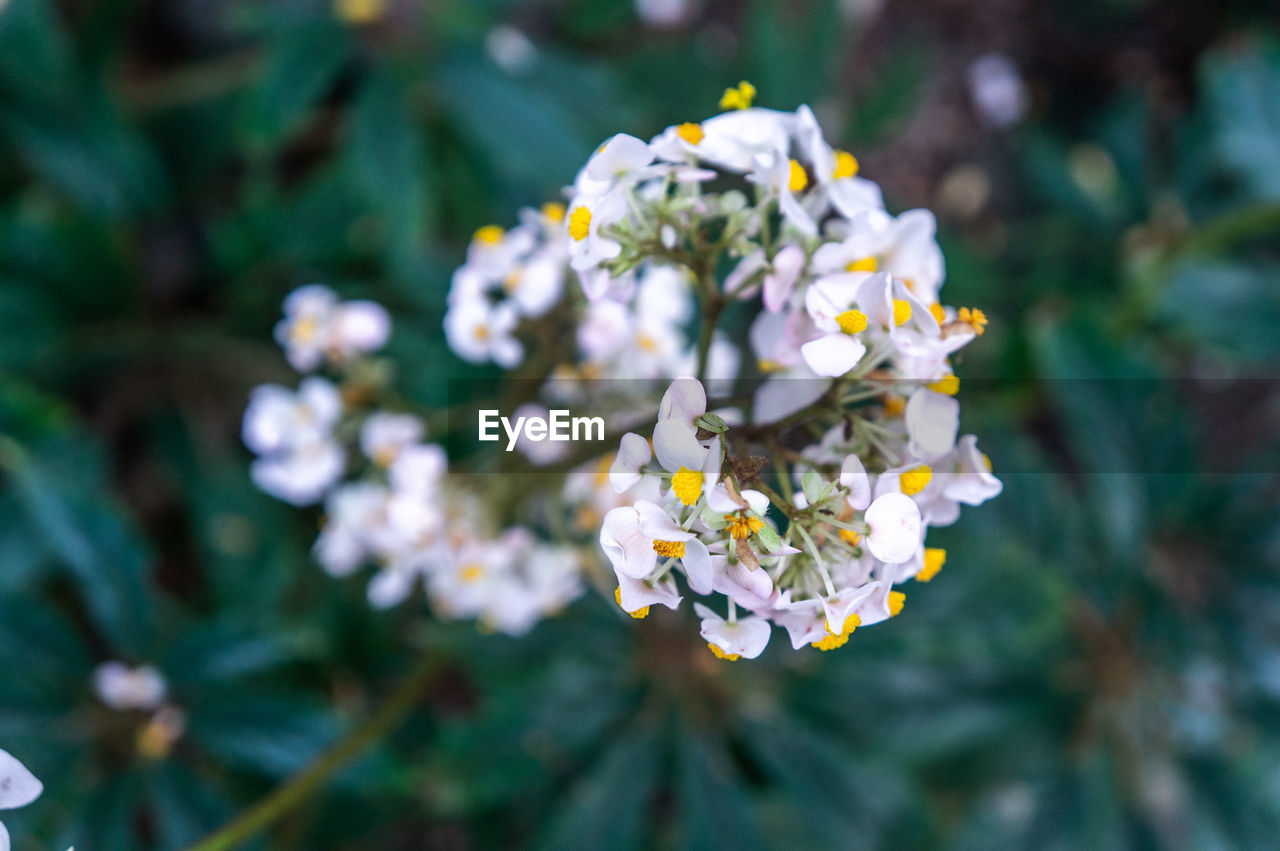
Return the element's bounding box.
[899,465,932,496]
[892,299,912,326]
[845,256,878,273]
[917,548,946,582]
[670,466,704,506]
[928,374,960,395]
[835,309,868,335]
[708,643,740,661]
[652,539,686,558]
[615,587,649,619]
[473,224,504,245]
[541,202,566,224]
[289,315,320,343]
[719,80,756,110]
[883,396,906,417]
[888,591,906,616]
[568,206,592,241]
[928,303,946,324]
[334,0,386,25]
[832,150,860,179]
[957,306,989,335]
[724,512,765,540]
[812,613,861,650]
[788,158,808,192]
[676,122,705,145]
[839,529,862,546]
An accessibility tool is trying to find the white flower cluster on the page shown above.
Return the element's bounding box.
[244,286,583,635]
[247,83,1003,656]
[562,84,1002,658]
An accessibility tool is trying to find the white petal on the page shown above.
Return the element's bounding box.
[636,501,696,542]
[600,506,659,578]
[864,493,922,564]
[609,433,652,493]
[800,334,866,377]
[763,245,805,312]
[658,376,707,424]
[652,420,709,473]
[682,539,713,594]
[0,750,42,810]
[840,454,872,510]
[905,388,959,460]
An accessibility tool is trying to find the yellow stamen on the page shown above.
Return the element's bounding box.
[652,539,686,558]
[670,466,704,506]
[839,529,862,546]
[983,453,993,472]
[568,206,592,241]
[459,563,484,583]
[928,303,946,324]
[788,159,808,193]
[845,256,878,273]
[812,613,861,650]
[473,224,504,245]
[719,80,756,110]
[724,512,765,540]
[541,202,566,224]
[757,359,785,373]
[883,396,906,417]
[708,643,740,661]
[615,586,649,619]
[676,122,705,145]
[832,150,859,179]
[892,299,912,326]
[635,333,658,353]
[917,548,946,582]
[927,374,960,395]
[290,315,320,343]
[957,307,989,334]
[473,323,490,342]
[835,309,868,335]
[899,465,932,496]
[502,268,523,294]
[888,590,906,616]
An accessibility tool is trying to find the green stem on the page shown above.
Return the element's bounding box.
[187,654,441,851]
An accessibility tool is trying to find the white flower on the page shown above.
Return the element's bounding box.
[274,285,390,371]
[360,413,424,467]
[635,0,693,27]
[748,149,816,235]
[603,501,714,592]
[793,105,884,220]
[250,437,345,506]
[485,25,538,73]
[694,108,793,173]
[968,53,1029,128]
[93,661,167,712]
[863,492,922,563]
[585,134,656,186]
[694,602,771,659]
[609,432,653,493]
[762,245,806,312]
[314,483,385,577]
[243,378,345,505]
[444,297,524,367]
[243,377,341,455]
[567,192,627,275]
[0,748,41,851]
[388,443,447,495]
[652,377,721,506]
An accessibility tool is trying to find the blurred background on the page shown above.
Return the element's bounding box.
[1,0,1279,848]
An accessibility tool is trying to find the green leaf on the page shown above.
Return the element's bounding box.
[238,19,350,154]
[1201,41,1280,200]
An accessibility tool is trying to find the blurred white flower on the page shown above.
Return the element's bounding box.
[968,53,1030,128]
[93,661,167,712]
